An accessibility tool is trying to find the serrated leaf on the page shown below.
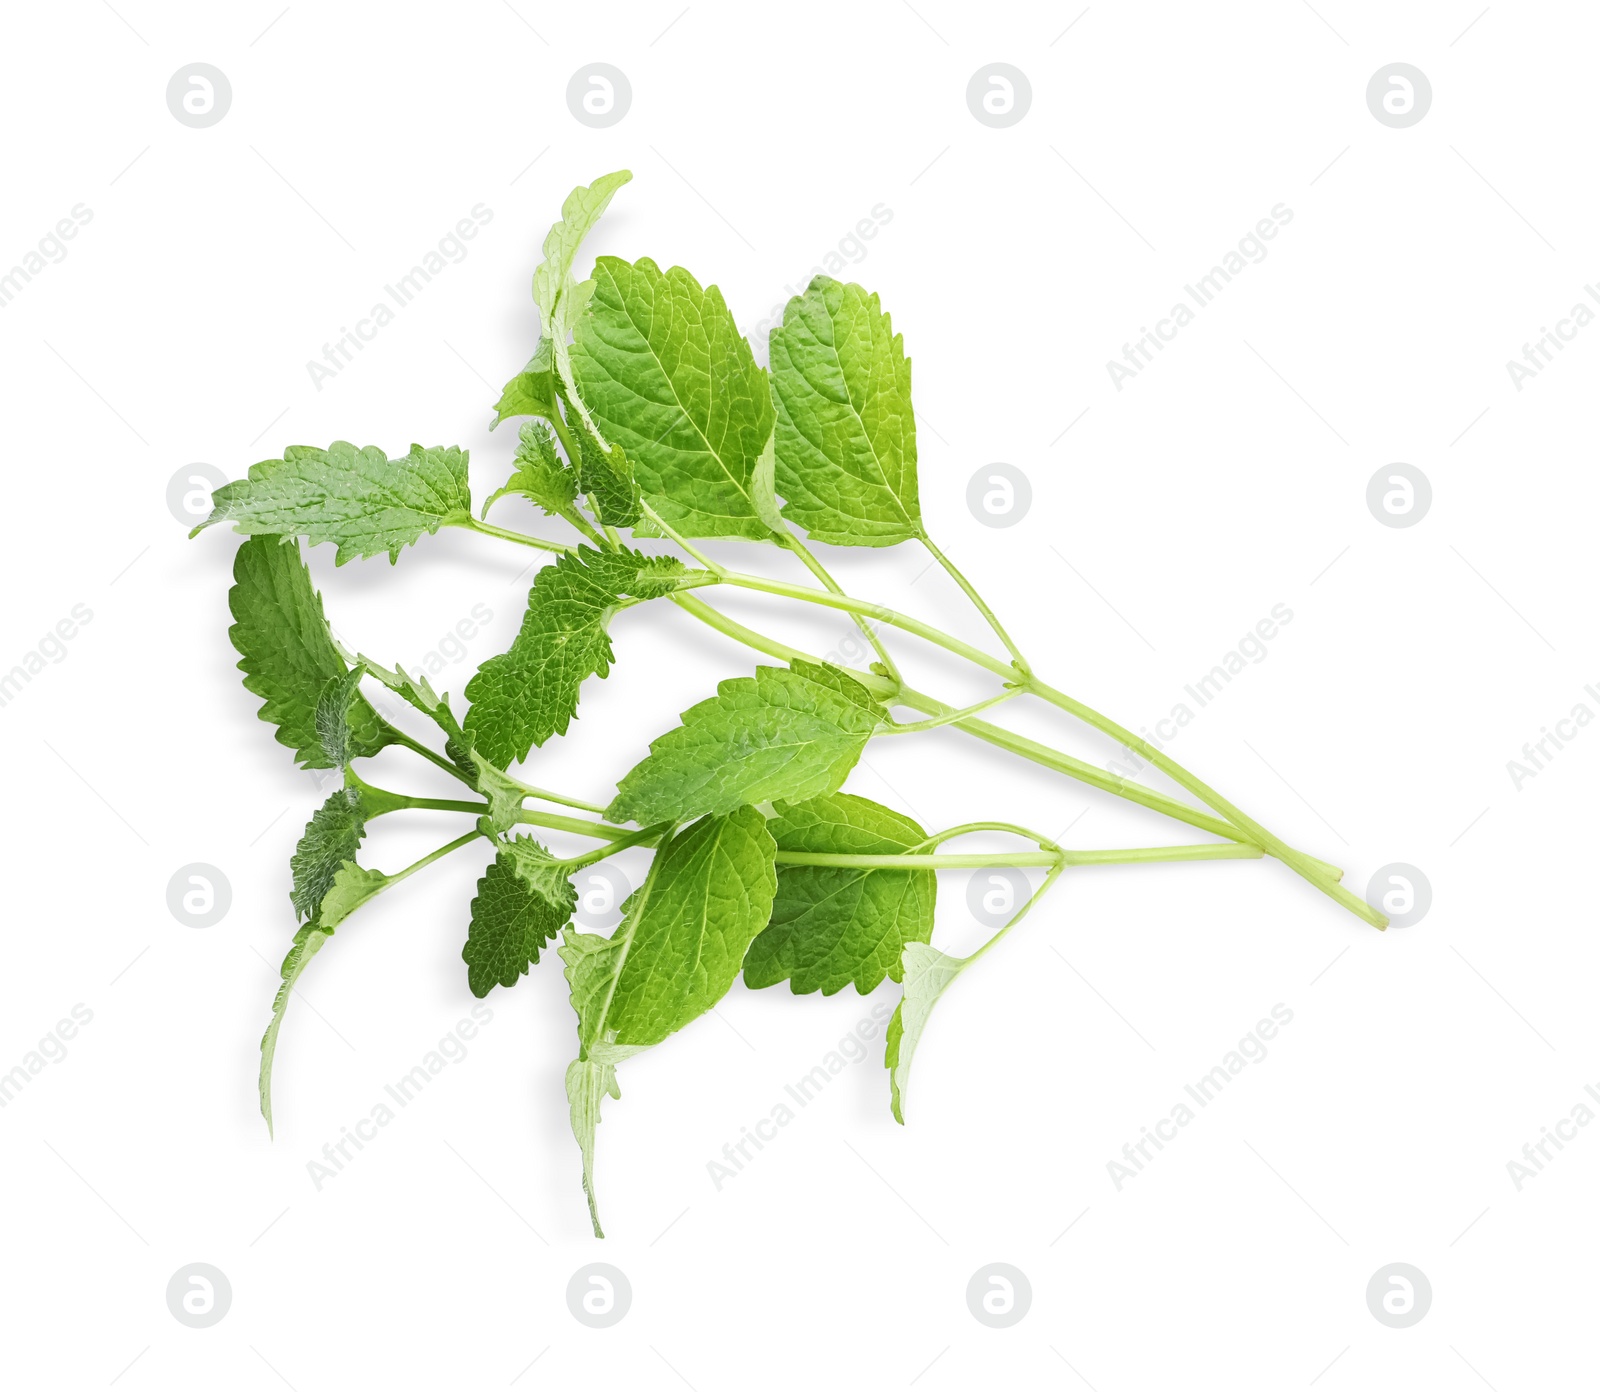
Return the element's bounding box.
[569,412,642,529]
[492,339,559,429]
[198,442,472,564]
[289,787,367,921]
[259,923,330,1136]
[571,256,776,539]
[318,861,388,928]
[482,420,578,521]
[534,170,634,441]
[560,807,777,1235]
[885,942,969,1124]
[463,838,577,996]
[229,536,390,769]
[313,666,366,769]
[743,794,936,996]
[465,546,687,767]
[769,277,922,546]
[471,753,528,837]
[607,662,885,826]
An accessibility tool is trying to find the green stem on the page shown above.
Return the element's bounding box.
[491,772,612,816]
[545,407,583,467]
[968,861,1067,966]
[516,808,636,841]
[560,822,673,870]
[918,531,1031,674]
[388,830,485,885]
[776,529,904,688]
[774,843,1263,871]
[918,821,1062,853]
[666,593,1269,857]
[1021,677,1382,928]
[881,688,1020,735]
[459,516,574,555]
[381,724,477,789]
[640,500,723,573]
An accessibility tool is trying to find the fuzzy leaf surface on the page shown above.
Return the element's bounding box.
[289,787,368,922]
[198,442,472,563]
[465,546,686,767]
[463,838,577,996]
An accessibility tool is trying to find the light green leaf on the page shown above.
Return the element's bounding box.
[769,277,922,546]
[197,442,472,564]
[534,170,634,439]
[463,838,577,996]
[571,256,776,539]
[607,662,885,826]
[885,943,969,1124]
[482,421,578,521]
[744,794,935,996]
[229,536,390,769]
[259,924,330,1136]
[465,546,687,767]
[560,807,777,1234]
[491,338,559,429]
[317,861,388,928]
[289,787,367,921]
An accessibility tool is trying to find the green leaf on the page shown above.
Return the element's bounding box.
[313,666,366,769]
[534,171,634,440]
[571,256,776,539]
[197,442,472,564]
[482,421,578,521]
[289,787,367,921]
[885,943,969,1124]
[492,339,559,429]
[769,277,922,546]
[228,536,390,769]
[318,861,388,928]
[607,662,885,826]
[259,924,330,1136]
[463,837,577,996]
[560,807,777,1235]
[743,794,936,996]
[569,412,642,529]
[465,546,687,767]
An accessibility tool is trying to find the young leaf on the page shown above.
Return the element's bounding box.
[482,421,578,521]
[197,442,472,564]
[571,256,776,539]
[465,546,687,767]
[569,413,642,529]
[607,662,886,826]
[534,170,634,438]
[313,666,366,769]
[259,923,331,1135]
[769,276,922,546]
[743,794,935,996]
[229,536,390,768]
[317,861,388,928]
[492,339,559,429]
[463,837,577,996]
[289,787,367,921]
[560,807,777,1234]
[885,942,969,1124]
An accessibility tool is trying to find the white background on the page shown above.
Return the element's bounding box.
[1,1,1594,1387]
